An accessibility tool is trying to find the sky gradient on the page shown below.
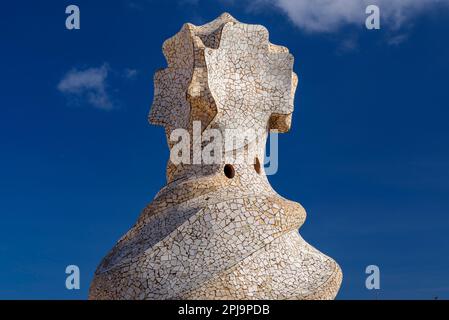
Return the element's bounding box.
[1,0,449,299]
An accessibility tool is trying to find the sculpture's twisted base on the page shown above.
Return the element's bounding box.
[89,13,342,300]
[184,231,342,300]
[89,174,342,300]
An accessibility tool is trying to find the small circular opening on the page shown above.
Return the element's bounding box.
[224,164,235,179]
[254,157,261,174]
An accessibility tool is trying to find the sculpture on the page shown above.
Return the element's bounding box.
[89,13,342,300]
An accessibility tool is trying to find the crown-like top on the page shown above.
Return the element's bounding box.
[149,12,298,141]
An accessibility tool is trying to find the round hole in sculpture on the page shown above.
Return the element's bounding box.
[254,157,261,174]
[224,164,235,179]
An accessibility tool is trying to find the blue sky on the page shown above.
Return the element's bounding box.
[1,0,449,299]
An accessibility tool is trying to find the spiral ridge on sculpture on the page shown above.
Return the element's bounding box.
[89,13,342,300]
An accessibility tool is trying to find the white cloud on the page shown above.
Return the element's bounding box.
[337,36,359,54]
[387,33,409,46]
[179,0,200,5]
[124,68,138,79]
[251,0,449,33]
[58,64,113,110]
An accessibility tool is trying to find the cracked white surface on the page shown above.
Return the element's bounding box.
[89,13,342,300]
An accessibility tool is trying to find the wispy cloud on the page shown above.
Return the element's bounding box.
[249,0,449,33]
[387,33,409,46]
[58,64,113,110]
[124,68,138,79]
[336,36,359,54]
[179,0,200,5]
[127,1,144,10]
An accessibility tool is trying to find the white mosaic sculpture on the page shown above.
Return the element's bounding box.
[89,13,342,300]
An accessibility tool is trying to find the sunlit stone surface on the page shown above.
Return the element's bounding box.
[89,13,342,300]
